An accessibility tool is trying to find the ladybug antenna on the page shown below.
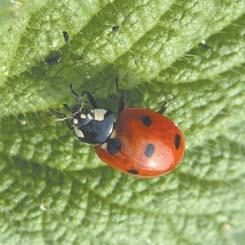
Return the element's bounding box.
[54,104,73,122]
[63,103,71,112]
[115,76,122,93]
[56,116,71,122]
[114,76,125,114]
[70,84,83,103]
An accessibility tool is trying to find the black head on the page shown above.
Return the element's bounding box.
[62,82,122,144]
[69,106,115,144]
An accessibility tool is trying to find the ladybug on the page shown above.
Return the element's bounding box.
[63,78,185,177]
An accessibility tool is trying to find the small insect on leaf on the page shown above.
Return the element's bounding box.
[112,25,120,33]
[199,42,212,51]
[63,31,69,42]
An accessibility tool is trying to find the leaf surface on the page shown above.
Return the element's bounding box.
[0,0,244,244]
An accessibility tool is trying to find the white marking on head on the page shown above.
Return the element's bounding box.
[80,114,86,119]
[101,142,107,150]
[94,109,107,121]
[73,118,78,125]
[87,113,93,119]
[110,129,116,138]
[74,127,84,138]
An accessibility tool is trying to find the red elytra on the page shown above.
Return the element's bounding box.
[96,108,185,177]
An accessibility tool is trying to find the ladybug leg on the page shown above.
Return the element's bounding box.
[69,84,97,108]
[118,93,125,114]
[53,110,72,126]
[49,109,66,118]
[63,103,71,112]
[115,76,125,114]
[66,119,73,130]
[157,94,177,114]
[62,104,73,129]
[81,91,97,108]
[50,103,71,119]
[158,101,167,114]
[70,84,79,98]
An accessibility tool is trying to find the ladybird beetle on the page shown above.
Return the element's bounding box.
[63,78,185,177]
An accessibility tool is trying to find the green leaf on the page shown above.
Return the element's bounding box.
[0,0,244,244]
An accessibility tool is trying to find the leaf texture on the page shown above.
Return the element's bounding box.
[0,0,244,244]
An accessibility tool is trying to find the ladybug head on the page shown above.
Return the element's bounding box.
[69,106,115,144]
[62,86,115,144]
[70,104,94,127]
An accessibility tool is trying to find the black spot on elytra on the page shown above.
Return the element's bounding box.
[142,116,152,126]
[175,134,181,149]
[144,144,155,157]
[107,138,121,154]
[128,168,138,175]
